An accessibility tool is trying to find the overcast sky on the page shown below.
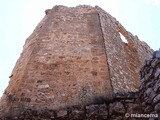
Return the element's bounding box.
[0,0,160,97]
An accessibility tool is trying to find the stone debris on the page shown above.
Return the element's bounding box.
[139,58,160,118]
[153,49,160,58]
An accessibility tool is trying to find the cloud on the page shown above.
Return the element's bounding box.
[144,0,160,7]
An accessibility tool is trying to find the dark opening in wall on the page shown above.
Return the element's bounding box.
[119,32,128,43]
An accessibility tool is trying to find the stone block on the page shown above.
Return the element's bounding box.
[109,102,125,115]
[38,84,50,89]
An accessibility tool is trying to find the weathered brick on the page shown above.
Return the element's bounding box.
[0,5,152,118]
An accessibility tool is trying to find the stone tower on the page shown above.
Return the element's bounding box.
[0,5,153,117]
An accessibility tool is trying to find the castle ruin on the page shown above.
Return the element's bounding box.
[0,5,153,118]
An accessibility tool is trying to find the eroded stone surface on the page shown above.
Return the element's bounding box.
[96,6,153,93]
[0,5,153,119]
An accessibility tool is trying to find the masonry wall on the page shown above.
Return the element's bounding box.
[0,5,153,118]
[0,6,114,117]
[1,57,160,119]
[95,6,153,93]
[26,6,113,109]
[0,7,50,116]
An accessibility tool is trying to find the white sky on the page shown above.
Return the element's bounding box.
[0,0,160,97]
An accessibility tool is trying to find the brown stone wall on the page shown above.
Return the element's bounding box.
[96,7,139,93]
[1,57,159,120]
[95,6,153,93]
[0,92,142,120]
[0,5,153,118]
[0,6,113,116]
[0,9,50,116]
[29,6,113,109]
